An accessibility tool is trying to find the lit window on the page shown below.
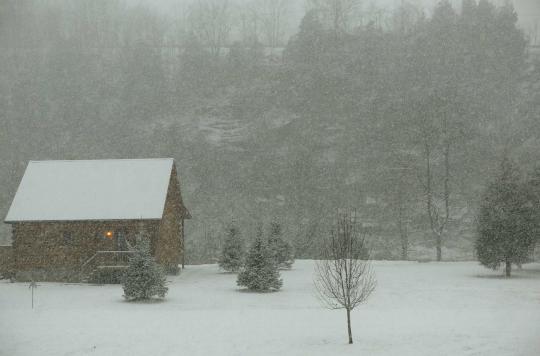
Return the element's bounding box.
[105,231,113,239]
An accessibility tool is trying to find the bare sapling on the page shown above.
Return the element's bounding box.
[314,210,377,344]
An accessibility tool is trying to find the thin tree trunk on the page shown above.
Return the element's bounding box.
[397,189,408,260]
[424,142,442,262]
[443,141,450,225]
[436,233,442,262]
[401,235,408,261]
[505,260,511,277]
[398,218,408,261]
[346,308,353,344]
[439,137,451,262]
[424,142,433,227]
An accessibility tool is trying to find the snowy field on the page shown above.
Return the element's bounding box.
[1,260,539,356]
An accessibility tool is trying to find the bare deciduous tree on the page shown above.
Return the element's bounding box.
[422,132,450,263]
[307,0,362,36]
[414,94,460,262]
[530,19,538,46]
[380,162,417,261]
[239,4,259,44]
[188,0,231,57]
[256,0,288,47]
[390,169,413,261]
[314,210,376,344]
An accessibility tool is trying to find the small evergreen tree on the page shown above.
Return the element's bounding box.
[218,224,244,272]
[475,157,536,277]
[267,221,295,269]
[237,233,282,292]
[122,235,168,301]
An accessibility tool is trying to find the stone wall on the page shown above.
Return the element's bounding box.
[10,220,160,281]
[0,245,13,278]
[155,165,185,273]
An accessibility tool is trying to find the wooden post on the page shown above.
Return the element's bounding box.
[29,280,37,309]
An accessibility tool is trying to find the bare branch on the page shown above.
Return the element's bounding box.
[314,209,377,343]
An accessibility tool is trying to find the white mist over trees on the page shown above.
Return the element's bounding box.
[0,0,539,262]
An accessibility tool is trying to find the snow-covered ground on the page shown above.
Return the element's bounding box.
[1,261,539,356]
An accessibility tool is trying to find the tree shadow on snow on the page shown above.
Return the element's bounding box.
[236,288,279,294]
[117,298,167,304]
[473,266,540,280]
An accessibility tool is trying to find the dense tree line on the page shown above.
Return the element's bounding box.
[0,0,538,262]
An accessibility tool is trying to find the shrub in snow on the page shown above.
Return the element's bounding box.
[475,157,536,277]
[218,224,244,272]
[267,221,294,269]
[237,234,282,292]
[122,237,168,301]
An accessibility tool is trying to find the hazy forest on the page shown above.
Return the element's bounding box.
[1,0,539,263]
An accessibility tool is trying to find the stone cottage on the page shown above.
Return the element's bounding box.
[3,158,190,281]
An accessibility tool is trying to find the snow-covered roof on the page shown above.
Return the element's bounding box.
[5,159,175,222]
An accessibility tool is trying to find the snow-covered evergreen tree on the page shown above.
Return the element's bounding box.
[267,221,294,269]
[218,224,244,272]
[122,234,168,301]
[237,233,282,292]
[475,157,536,277]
